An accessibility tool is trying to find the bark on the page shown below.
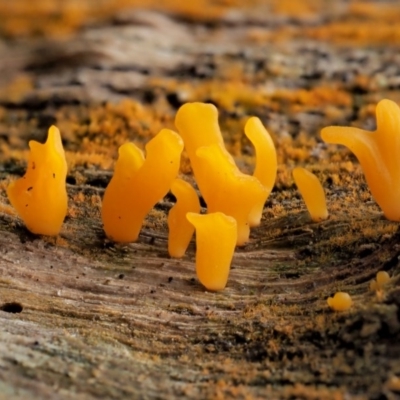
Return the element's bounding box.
[0,1,399,399]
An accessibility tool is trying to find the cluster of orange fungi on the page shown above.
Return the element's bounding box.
[6,99,399,295]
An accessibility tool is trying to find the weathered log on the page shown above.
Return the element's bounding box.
[0,2,399,399]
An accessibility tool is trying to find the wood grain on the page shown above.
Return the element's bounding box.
[0,1,399,399]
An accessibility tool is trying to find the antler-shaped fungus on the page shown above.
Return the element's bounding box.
[102,129,183,242]
[7,125,68,236]
[321,99,400,221]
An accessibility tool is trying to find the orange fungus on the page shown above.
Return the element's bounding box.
[175,103,272,245]
[168,179,200,258]
[244,116,277,226]
[187,212,237,291]
[196,144,267,246]
[321,99,400,221]
[292,167,328,222]
[370,271,391,291]
[7,125,68,236]
[102,129,183,243]
[327,292,352,311]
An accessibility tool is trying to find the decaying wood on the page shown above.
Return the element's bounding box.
[0,1,399,399]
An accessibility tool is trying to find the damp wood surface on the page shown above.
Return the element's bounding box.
[0,0,400,399]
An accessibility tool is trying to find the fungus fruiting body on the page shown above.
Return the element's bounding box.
[175,102,230,205]
[175,102,225,184]
[196,144,267,246]
[168,179,200,258]
[292,167,328,222]
[187,212,237,291]
[370,271,391,291]
[102,129,183,243]
[244,116,277,226]
[327,292,352,311]
[175,102,275,245]
[321,99,400,221]
[7,125,68,236]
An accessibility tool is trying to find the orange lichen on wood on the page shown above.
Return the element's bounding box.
[66,151,114,170]
[259,1,400,46]
[321,99,400,221]
[350,1,400,21]
[0,0,250,38]
[187,212,237,291]
[370,271,391,292]
[292,167,328,222]
[271,0,325,17]
[327,292,352,312]
[7,126,68,236]
[102,129,183,243]
[272,87,352,108]
[168,179,200,258]
[304,21,400,45]
[0,75,33,103]
[81,99,173,154]
[150,78,268,112]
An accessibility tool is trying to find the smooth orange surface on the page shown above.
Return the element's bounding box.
[292,167,328,222]
[187,212,237,291]
[196,144,267,246]
[376,271,391,287]
[7,125,68,236]
[244,116,277,226]
[370,271,391,291]
[168,179,200,258]
[321,99,400,221]
[327,292,352,311]
[102,129,183,243]
[175,102,225,195]
[175,102,269,245]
